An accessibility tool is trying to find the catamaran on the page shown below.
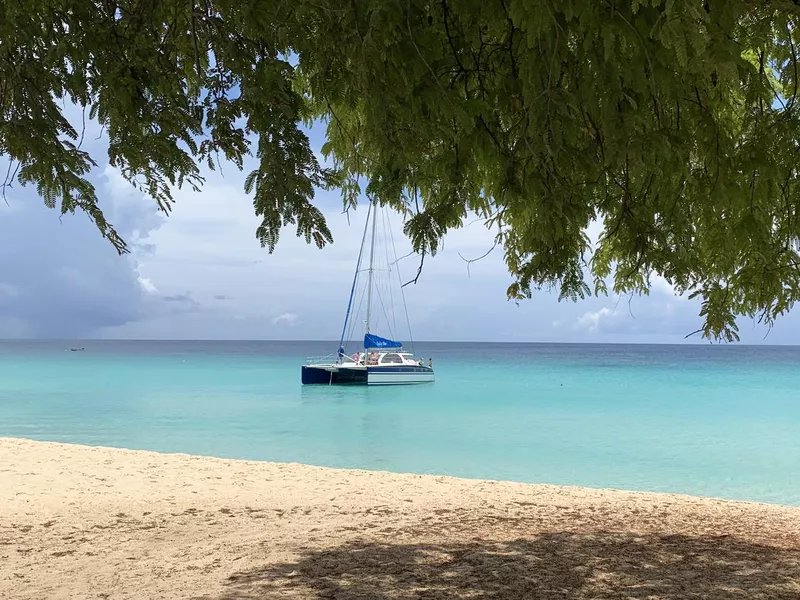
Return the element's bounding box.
[301,199,435,386]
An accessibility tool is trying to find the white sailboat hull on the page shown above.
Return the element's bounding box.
[367,367,435,385]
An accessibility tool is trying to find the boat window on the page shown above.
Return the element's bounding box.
[381,353,403,364]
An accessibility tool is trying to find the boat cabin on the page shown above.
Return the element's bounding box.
[346,351,422,367]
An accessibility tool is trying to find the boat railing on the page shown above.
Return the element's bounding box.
[305,354,333,365]
[305,354,355,365]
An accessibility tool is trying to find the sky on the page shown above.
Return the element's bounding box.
[2,106,799,344]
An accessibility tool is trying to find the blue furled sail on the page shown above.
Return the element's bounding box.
[364,333,402,349]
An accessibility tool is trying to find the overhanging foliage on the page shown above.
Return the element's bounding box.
[3,0,800,340]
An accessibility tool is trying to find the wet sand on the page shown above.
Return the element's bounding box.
[1,437,799,599]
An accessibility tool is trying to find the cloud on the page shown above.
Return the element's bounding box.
[575,307,618,332]
[2,104,800,343]
[272,312,299,326]
[650,274,680,298]
[138,276,158,294]
[0,142,196,338]
[162,293,194,303]
[0,185,150,337]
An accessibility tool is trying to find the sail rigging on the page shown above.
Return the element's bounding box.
[301,198,434,386]
[338,199,415,353]
[337,201,372,353]
[365,196,379,335]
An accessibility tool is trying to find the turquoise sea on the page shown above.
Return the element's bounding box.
[0,340,798,506]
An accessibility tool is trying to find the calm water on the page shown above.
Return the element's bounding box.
[0,340,798,506]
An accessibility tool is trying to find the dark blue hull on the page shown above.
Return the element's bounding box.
[301,365,368,385]
[301,364,434,385]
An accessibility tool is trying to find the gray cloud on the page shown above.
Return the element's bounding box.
[0,151,199,338]
[1,107,799,342]
[0,204,143,337]
[162,293,197,304]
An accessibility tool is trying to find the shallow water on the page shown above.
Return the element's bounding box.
[1,340,798,505]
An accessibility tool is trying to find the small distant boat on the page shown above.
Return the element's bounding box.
[69,347,85,352]
[301,199,434,386]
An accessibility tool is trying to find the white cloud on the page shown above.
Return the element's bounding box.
[137,275,158,294]
[575,307,618,332]
[272,312,299,326]
[651,274,679,298]
[585,217,605,248]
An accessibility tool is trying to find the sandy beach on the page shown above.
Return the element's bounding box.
[1,437,799,599]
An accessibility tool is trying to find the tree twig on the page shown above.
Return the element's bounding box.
[1,159,20,206]
[190,1,204,77]
[458,239,498,277]
[392,249,415,266]
[77,104,87,150]
[401,251,425,287]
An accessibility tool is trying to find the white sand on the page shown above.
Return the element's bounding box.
[1,437,799,599]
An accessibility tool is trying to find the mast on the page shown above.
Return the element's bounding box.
[337,201,372,353]
[365,198,379,335]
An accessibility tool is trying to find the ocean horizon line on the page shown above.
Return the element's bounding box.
[2,337,800,348]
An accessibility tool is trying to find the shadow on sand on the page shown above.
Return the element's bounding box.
[215,531,800,599]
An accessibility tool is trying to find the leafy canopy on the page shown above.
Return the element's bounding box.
[3,0,800,340]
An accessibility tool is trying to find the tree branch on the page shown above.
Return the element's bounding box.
[401,251,425,287]
[1,159,20,206]
[190,1,204,77]
[458,239,498,277]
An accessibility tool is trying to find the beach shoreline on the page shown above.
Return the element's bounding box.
[2,437,799,599]
[2,435,797,509]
